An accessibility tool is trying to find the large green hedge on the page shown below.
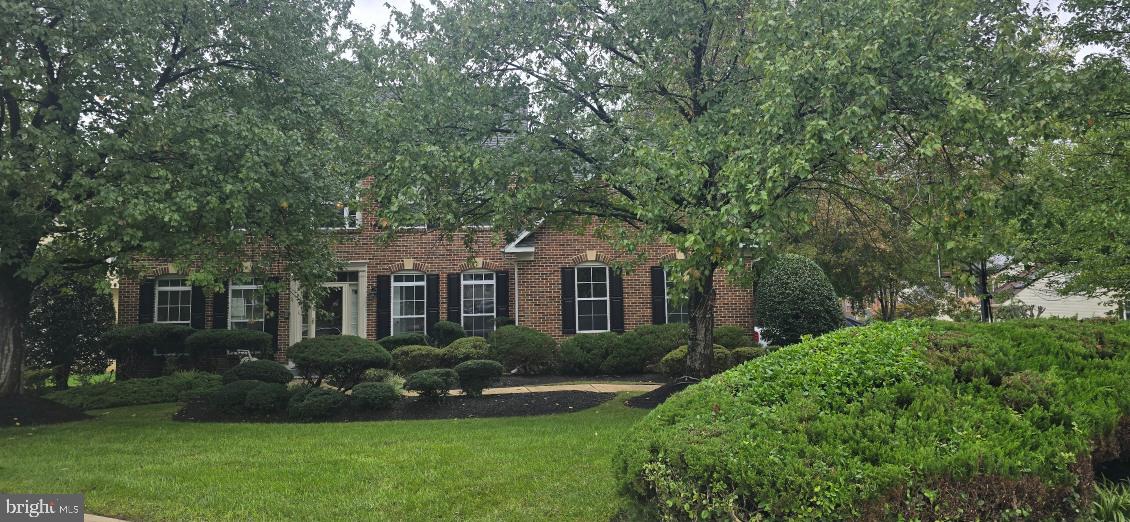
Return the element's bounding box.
[616,320,1130,521]
[45,371,221,410]
[755,253,842,345]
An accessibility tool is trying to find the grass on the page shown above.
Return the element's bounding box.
[0,394,648,521]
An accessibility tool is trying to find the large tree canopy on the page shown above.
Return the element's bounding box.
[363,0,1061,375]
[0,0,371,395]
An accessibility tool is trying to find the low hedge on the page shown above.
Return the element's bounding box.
[287,387,346,421]
[430,321,466,347]
[210,380,262,412]
[288,336,391,390]
[391,345,445,374]
[657,345,731,377]
[104,323,196,378]
[616,320,1130,521]
[378,332,430,350]
[559,332,622,375]
[712,325,753,349]
[405,368,459,399]
[222,359,293,385]
[242,382,290,413]
[44,371,221,410]
[184,329,274,359]
[728,346,768,366]
[350,382,400,410]
[454,359,504,397]
[488,326,557,374]
[441,336,492,367]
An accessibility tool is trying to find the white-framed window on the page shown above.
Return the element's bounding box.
[320,202,362,230]
[462,271,496,337]
[392,272,427,334]
[664,270,689,324]
[155,277,192,324]
[576,263,609,333]
[229,279,265,331]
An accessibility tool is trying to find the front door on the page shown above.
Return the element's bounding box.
[301,279,362,338]
[315,286,345,336]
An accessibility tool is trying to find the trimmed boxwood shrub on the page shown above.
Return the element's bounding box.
[441,336,492,367]
[755,253,842,345]
[377,332,430,350]
[184,329,273,359]
[210,379,261,412]
[222,359,293,385]
[287,336,391,391]
[559,332,622,374]
[616,320,1130,521]
[350,382,400,410]
[430,320,466,347]
[658,345,730,377]
[242,382,289,413]
[405,368,459,399]
[600,331,667,374]
[391,345,444,373]
[488,325,557,374]
[104,323,196,378]
[287,387,346,421]
[44,371,221,410]
[713,326,753,349]
[729,346,768,366]
[454,360,504,397]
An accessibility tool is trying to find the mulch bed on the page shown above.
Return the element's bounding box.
[174,391,617,423]
[496,373,667,388]
[624,380,695,409]
[0,395,89,427]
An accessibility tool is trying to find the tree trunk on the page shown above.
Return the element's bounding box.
[977,259,993,323]
[0,269,34,398]
[52,364,71,391]
[686,265,716,379]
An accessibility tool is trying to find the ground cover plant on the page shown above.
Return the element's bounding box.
[44,371,221,410]
[0,398,647,521]
[617,320,1130,520]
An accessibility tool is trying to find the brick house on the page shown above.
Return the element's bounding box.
[117,213,757,361]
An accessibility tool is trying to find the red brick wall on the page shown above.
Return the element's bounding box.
[118,225,757,359]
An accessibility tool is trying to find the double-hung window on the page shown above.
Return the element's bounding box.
[462,271,496,337]
[664,270,690,324]
[155,277,192,324]
[576,264,609,332]
[229,279,265,331]
[392,272,427,334]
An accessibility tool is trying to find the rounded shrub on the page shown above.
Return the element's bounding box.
[430,320,466,347]
[185,329,273,359]
[287,387,346,421]
[729,346,768,366]
[488,325,557,374]
[210,379,261,412]
[755,253,842,346]
[658,345,730,377]
[713,326,753,348]
[287,335,391,391]
[222,359,293,385]
[377,332,430,350]
[598,332,655,374]
[350,382,401,410]
[391,345,444,374]
[559,332,621,374]
[404,368,459,399]
[441,336,492,367]
[242,382,289,413]
[454,360,504,397]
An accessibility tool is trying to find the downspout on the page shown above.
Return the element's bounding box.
[512,261,520,326]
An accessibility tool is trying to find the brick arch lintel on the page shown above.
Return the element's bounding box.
[566,250,616,266]
[456,258,507,272]
[381,258,437,274]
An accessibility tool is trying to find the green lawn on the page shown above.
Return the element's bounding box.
[0,395,648,521]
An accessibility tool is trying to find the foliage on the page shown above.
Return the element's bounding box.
[453,360,504,397]
[729,346,768,366]
[430,321,466,347]
[1093,480,1130,522]
[23,271,114,390]
[349,382,401,410]
[559,333,623,375]
[440,336,492,367]
[222,360,293,385]
[104,324,195,359]
[360,368,406,395]
[210,380,263,413]
[599,332,662,375]
[184,329,274,359]
[658,345,731,377]
[488,326,557,375]
[20,368,52,396]
[391,345,445,374]
[404,368,459,400]
[45,371,221,410]
[617,320,1130,520]
[287,336,391,391]
[712,326,753,349]
[756,254,843,345]
[242,382,290,413]
[378,332,431,350]
[287,387,347,421]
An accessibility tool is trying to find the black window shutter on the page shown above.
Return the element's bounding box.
[263,277,281,357]
[138,279,156,323]
[447,273,461,323]
[495,270,510,321]
[425,273,441,335]
[190,286,206,329]
[375,275,391,338]
[560,267,576,335]
[610,270,625,333]
[212,282,230,329]
[650,266,667,325]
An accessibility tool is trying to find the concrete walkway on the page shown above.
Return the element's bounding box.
[86,515,127,522]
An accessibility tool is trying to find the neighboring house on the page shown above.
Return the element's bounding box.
[116,219,757,360]
[998,275,1122,319]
